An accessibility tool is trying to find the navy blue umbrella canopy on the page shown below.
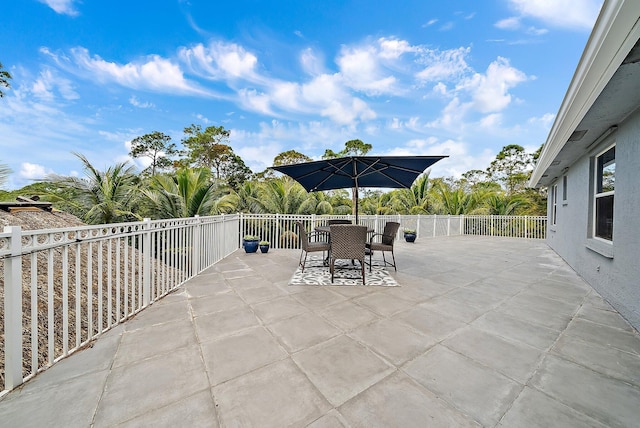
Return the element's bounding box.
[270,155,448,221]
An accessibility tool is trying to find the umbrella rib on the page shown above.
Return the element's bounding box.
[309,158,352,191]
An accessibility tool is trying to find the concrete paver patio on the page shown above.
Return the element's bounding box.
[1,236,640,427]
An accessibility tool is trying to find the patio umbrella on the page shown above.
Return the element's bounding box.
[270,155,448,223]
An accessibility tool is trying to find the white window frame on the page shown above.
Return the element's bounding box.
[592,143,615,242]
[551,184,558,225]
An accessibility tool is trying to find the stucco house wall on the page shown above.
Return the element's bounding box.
[546,107,640,328]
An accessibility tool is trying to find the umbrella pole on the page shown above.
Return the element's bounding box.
[355,185,359,224]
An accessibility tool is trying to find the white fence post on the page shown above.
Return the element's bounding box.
[447,215,451,236]
[433,214,437,237]
[460,215,464,236]
[3,226,23,390]
[142,218,151,307]
[192,215,201,275]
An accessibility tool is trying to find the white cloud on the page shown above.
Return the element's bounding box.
[416,47,471,82]
[238,88,275,116]
[422,19,438,27]
[457,57,528,113]
[129,96,154,108]
[495,17,521,30]
[506,0,602,30]
[39,0,79,16]
[479,113,503,128]
[179,41,260,82]
[439,22,455,31]
[32,68,79,101]
[427,97,470,129]
[528,112,555,128]
[378,38,415,59]
[300,48,324,76]
[19,163,51,180]
[336,45,397,95]
[43,47,209,96]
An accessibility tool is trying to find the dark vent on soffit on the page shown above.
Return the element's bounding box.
[568,129,588,141]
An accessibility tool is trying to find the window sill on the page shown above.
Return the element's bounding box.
[585,238,614,259]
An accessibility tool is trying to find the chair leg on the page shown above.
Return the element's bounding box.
[369,249,373,272]
[301,251,308,272]
[361,260,365,285]
[391,250,397,271]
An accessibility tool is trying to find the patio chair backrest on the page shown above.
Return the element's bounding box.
[297,221,310,250]
[382,222,401,245]
[327,219,352,225]
[330,225,367,260]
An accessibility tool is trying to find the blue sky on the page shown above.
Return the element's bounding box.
[0,0,602,189]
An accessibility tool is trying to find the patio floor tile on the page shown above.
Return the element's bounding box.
[268,311,341,353]
[471,310,560,350]
[442,326,543,383]
[318,300,380,332]
[201,326,288,386]
[292,335,394,406]
[251,295,310,323]
[353,291,414,317]
[563,317,640,355]
[188,291,246,316]
[115,390,219,428]
[498,386,606,428]
[212,359,331,427]
[394,306,466,341]
[551,334,640,387]
[194,305,259,342]
[93,345,209,427]
[339,371,480,428]
[349,318,432,366]
[530,355,640,427]
[404,345,522,426]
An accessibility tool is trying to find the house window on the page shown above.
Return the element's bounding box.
[551,184,558,225]
[562,176,567,201]
[594,145,615,240]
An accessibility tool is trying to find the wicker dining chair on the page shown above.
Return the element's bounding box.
[329,225,368,285]
[366,221,400,272]
[327,219,352,225]
[297,221,330,272]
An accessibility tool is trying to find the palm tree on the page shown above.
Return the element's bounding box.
[389,173,432,214]
[253,177,309,214]
[479,194,529,216]
[141,168,224,219]
[431,183,485,215]
[49,153,141,224]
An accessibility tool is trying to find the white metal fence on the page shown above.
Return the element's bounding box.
[239,213,546,248]
[0,214,238,394]
[1,213,545,394]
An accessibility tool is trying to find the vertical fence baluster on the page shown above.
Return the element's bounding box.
[62,246,69,355]
[98,241,103,333]
[47,246,54,364]
[3,226,23,390]
[30,252,38,376]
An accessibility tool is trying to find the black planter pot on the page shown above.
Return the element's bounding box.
[404,233,416,243]
[259,245,270,253]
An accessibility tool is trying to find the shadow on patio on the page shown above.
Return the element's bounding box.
[1,236,639,427]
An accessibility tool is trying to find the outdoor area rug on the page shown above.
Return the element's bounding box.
[289,255,399,286]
